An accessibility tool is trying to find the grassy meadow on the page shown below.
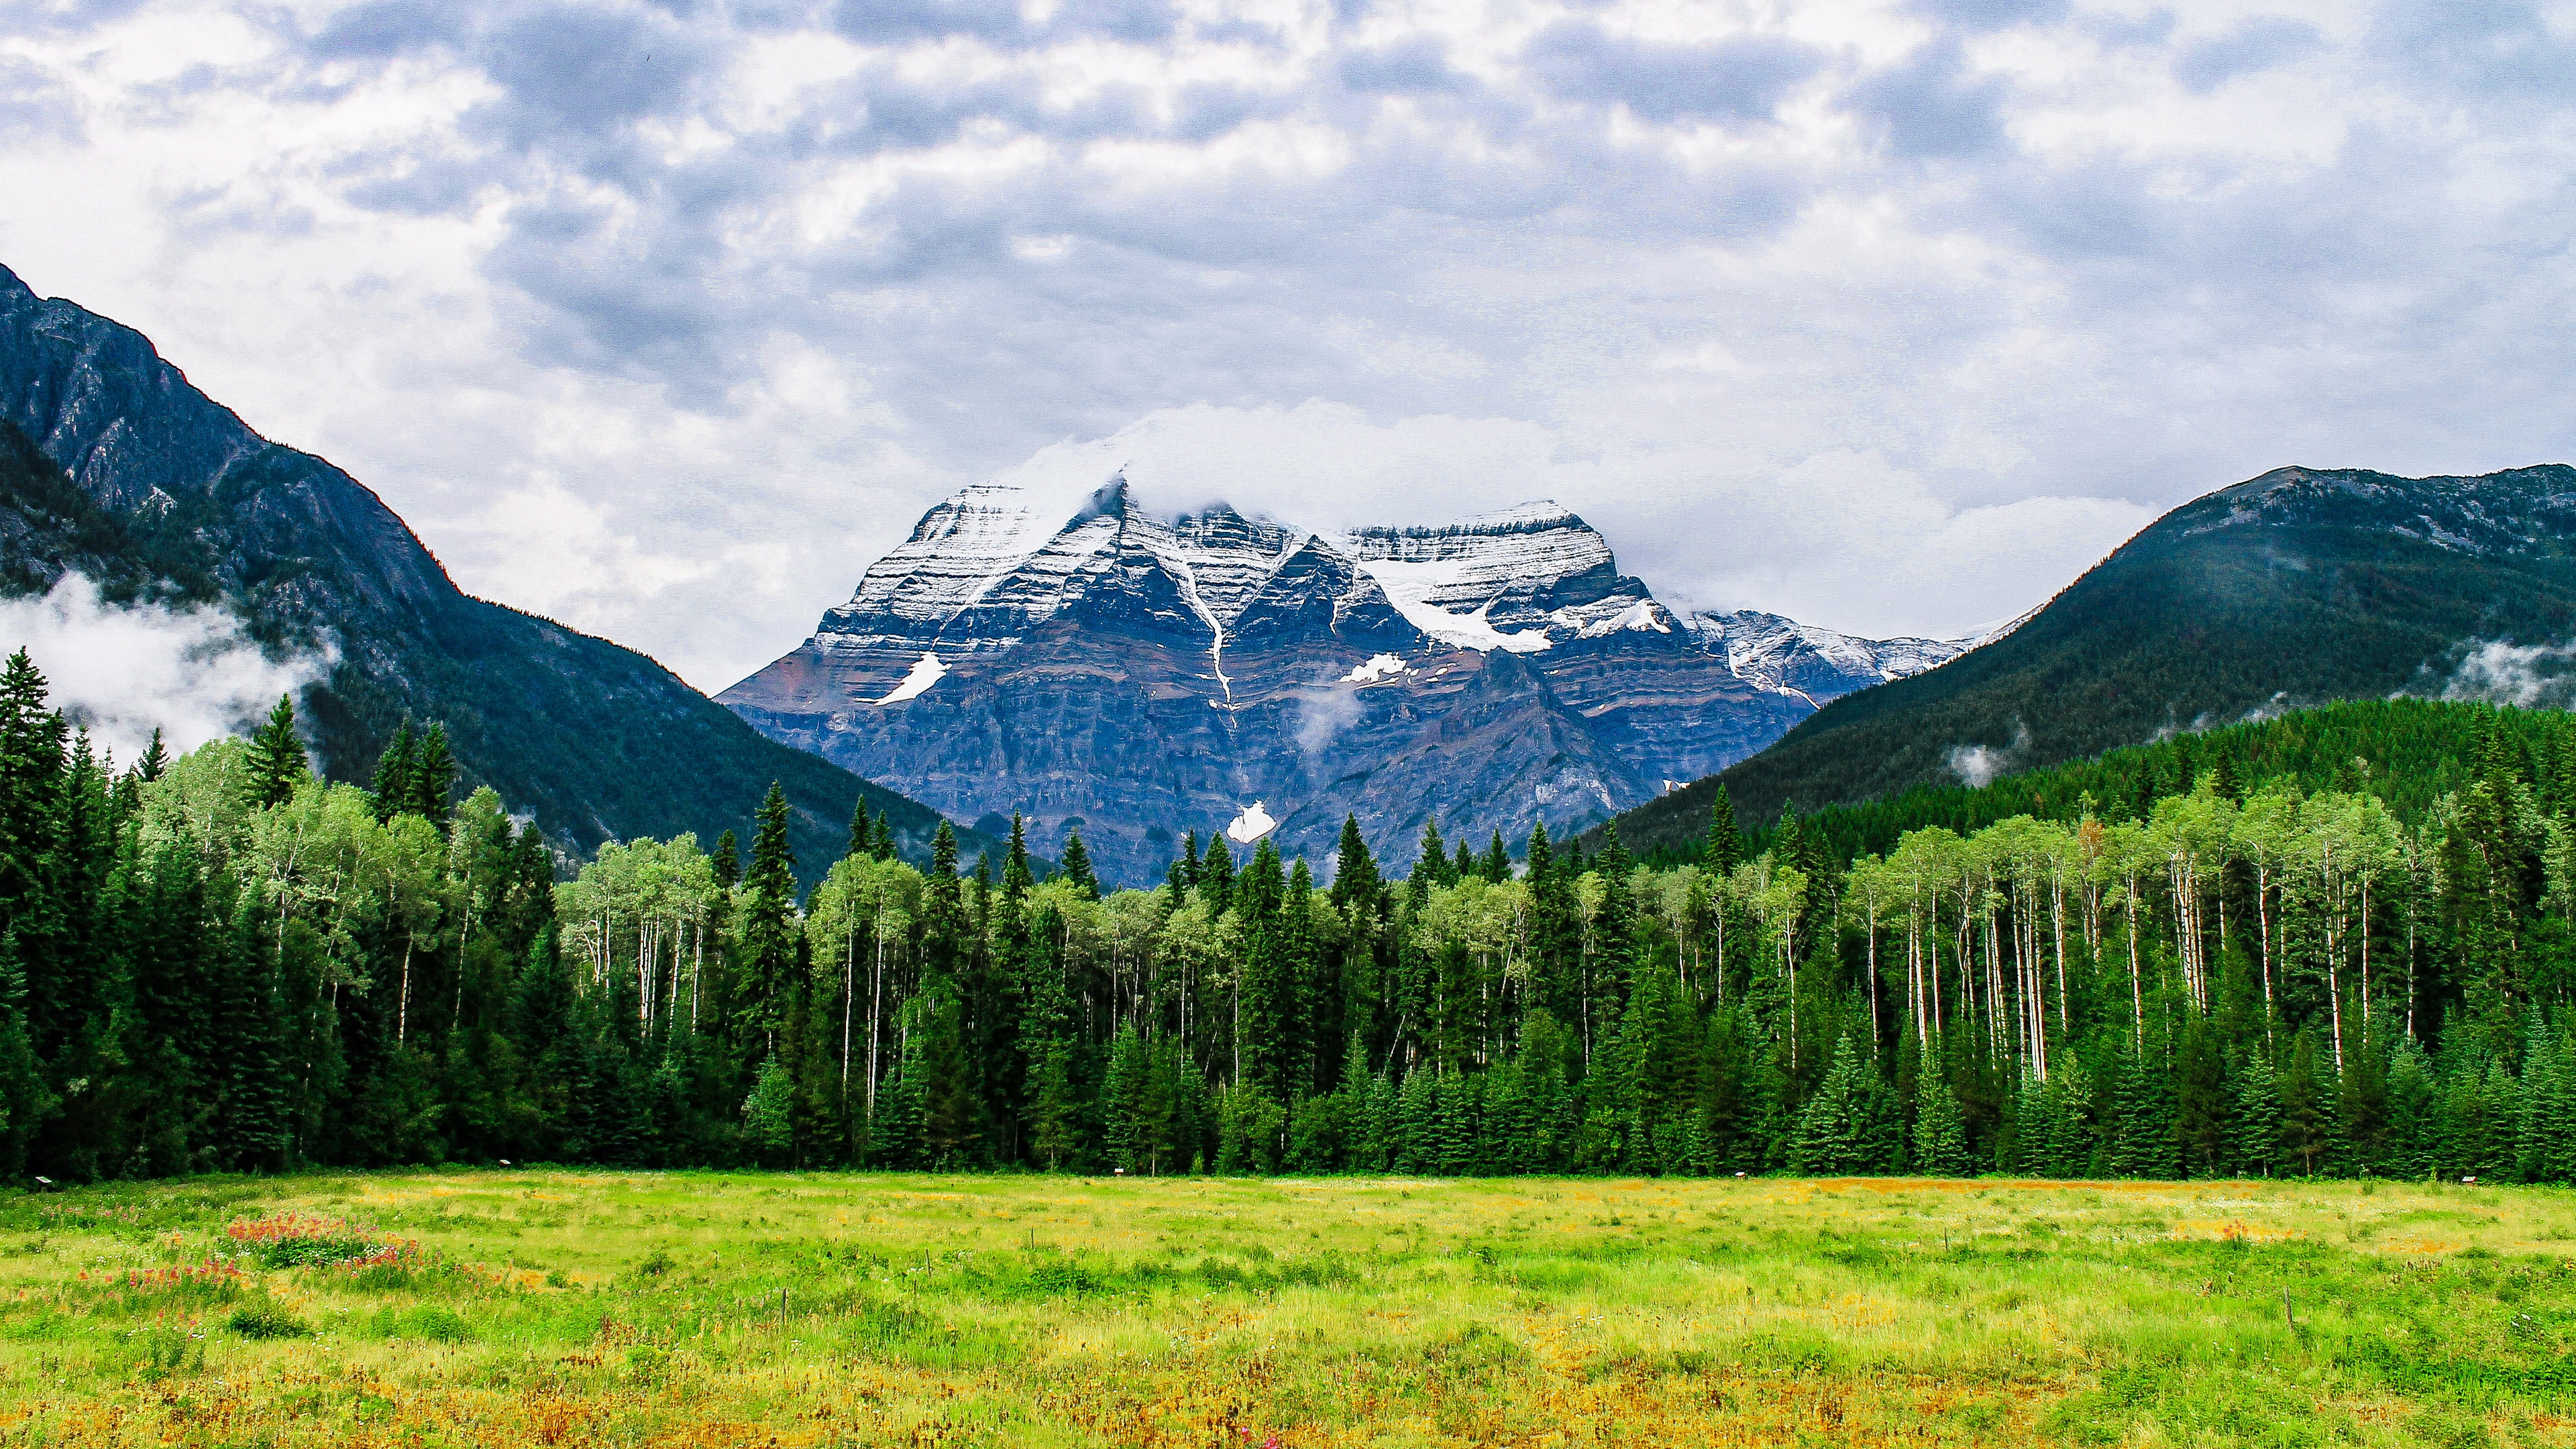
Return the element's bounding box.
[0,1173,2567,1447]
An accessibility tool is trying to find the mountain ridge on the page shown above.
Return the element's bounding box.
[1607,460,2576,858]
[0,264,1006,876]
[724,474,1968,883]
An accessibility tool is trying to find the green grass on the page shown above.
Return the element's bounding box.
[0,1171,2567,1446]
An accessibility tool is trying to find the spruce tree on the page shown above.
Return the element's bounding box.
[408,722,456,822]
[847,797,872,860]
[1912,1063,1971,1176]
[136,727,168,782]
[1059,829,1098,900]
[1330,815,1381,914]
[1790,1036,1872,1175]
[1199,835,1234,912]
[1704,787,1742,874]
[738,784,799,1043]
[242,694,309,809]
[369,721,416,822]
[1484,830,1511,883]
[712,829,741,890]
[2229,1051,2283,1177]
[1412,819,1448,888]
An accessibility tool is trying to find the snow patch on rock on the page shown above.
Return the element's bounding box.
[1342,653,1409,683]
[875,651,947,704]
[1226,800,1277,843]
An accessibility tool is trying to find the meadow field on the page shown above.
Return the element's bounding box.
[0,1171,2566,1448]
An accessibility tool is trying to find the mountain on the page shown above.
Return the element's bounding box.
[1612,462,2576,857]
[720,474,1964,883]
[0,265,1003,875]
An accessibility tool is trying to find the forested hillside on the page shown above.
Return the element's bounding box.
[1617,462,2576,857]
[7,638,2575,1184]
[0,268,998,876]
[1682,698,2534,870]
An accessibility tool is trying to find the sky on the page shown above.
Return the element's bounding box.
[3,0,2573,692]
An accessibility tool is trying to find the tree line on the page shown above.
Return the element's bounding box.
[1,644,2573,1182]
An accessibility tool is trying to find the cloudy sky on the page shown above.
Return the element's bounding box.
[4,0,2571,691]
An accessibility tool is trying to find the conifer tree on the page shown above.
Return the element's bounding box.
[1704,787,1742,874]
[1790,1036,1874,1175]
[1330,815,1381,914]
[1059,829,1098,900]
[712,829,741,890]
[2230,1051,2284,1176]
[1911,1062,1970,1176]
[1199,835,1234,912]
[136,727,168,782]
[369,721,416,822]
[243,694,308,809]
[1484,830,1510,883]
[847,797,872,860]
[408,722,455,822]
[738,784,799,1043]
[1413,819,1448,889]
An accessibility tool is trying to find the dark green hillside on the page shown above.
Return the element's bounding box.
[0,268,1001,877]
[1666,697,2565,870]
[1615,462,2576,858]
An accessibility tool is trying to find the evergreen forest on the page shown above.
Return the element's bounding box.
[7,645,2576,1186]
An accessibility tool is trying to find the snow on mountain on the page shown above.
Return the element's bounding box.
[1338,502,1661,648]
[722,480,1976,884]
[1686,610,1970,706]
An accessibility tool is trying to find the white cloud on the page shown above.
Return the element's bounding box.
[1,0,2571,691]
[2440,639,2576,709]
[0,574,335,766]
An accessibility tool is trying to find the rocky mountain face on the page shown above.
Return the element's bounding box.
[1613,462,2576,857]
[0,265,1001,875]
[722,476,1964,883]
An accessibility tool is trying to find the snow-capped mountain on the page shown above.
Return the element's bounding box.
[721,475,1969,882]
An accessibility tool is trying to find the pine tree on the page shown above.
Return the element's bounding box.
[408,723,456,822]
[1059,830,1099,900]
[1704,787,1743,874]
[136,727,168,782]
[847,798,872,860]
[1395,1067,1436,1174]
[1413,819,1448,888]
[243,694,309,809]
[712,829,741,890]
[1484,830,1511,883]
[738,784,799,1043]
[2278,1030,2334,1175]
[369,721,417,823]
[1912,1063,1971,1176]
[1199,835,1234,912]
[743,1053,794,1165]
[1330,815,1381,914]
[1790,1036,1873,1175]
[2230,1051,2283,1177]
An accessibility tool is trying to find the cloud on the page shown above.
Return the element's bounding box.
[1845,39,2010,160]
[3,0,2574,699]
[2438,639,2576,708]
[1945,723,2031,787]
[1523,22,1825,125]
[0,574,336,765]
[2174,17,2326,93]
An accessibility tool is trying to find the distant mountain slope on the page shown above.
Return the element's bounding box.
[723,470,1964,883]
[1612,462,2576,857]
[0,265,999,874]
